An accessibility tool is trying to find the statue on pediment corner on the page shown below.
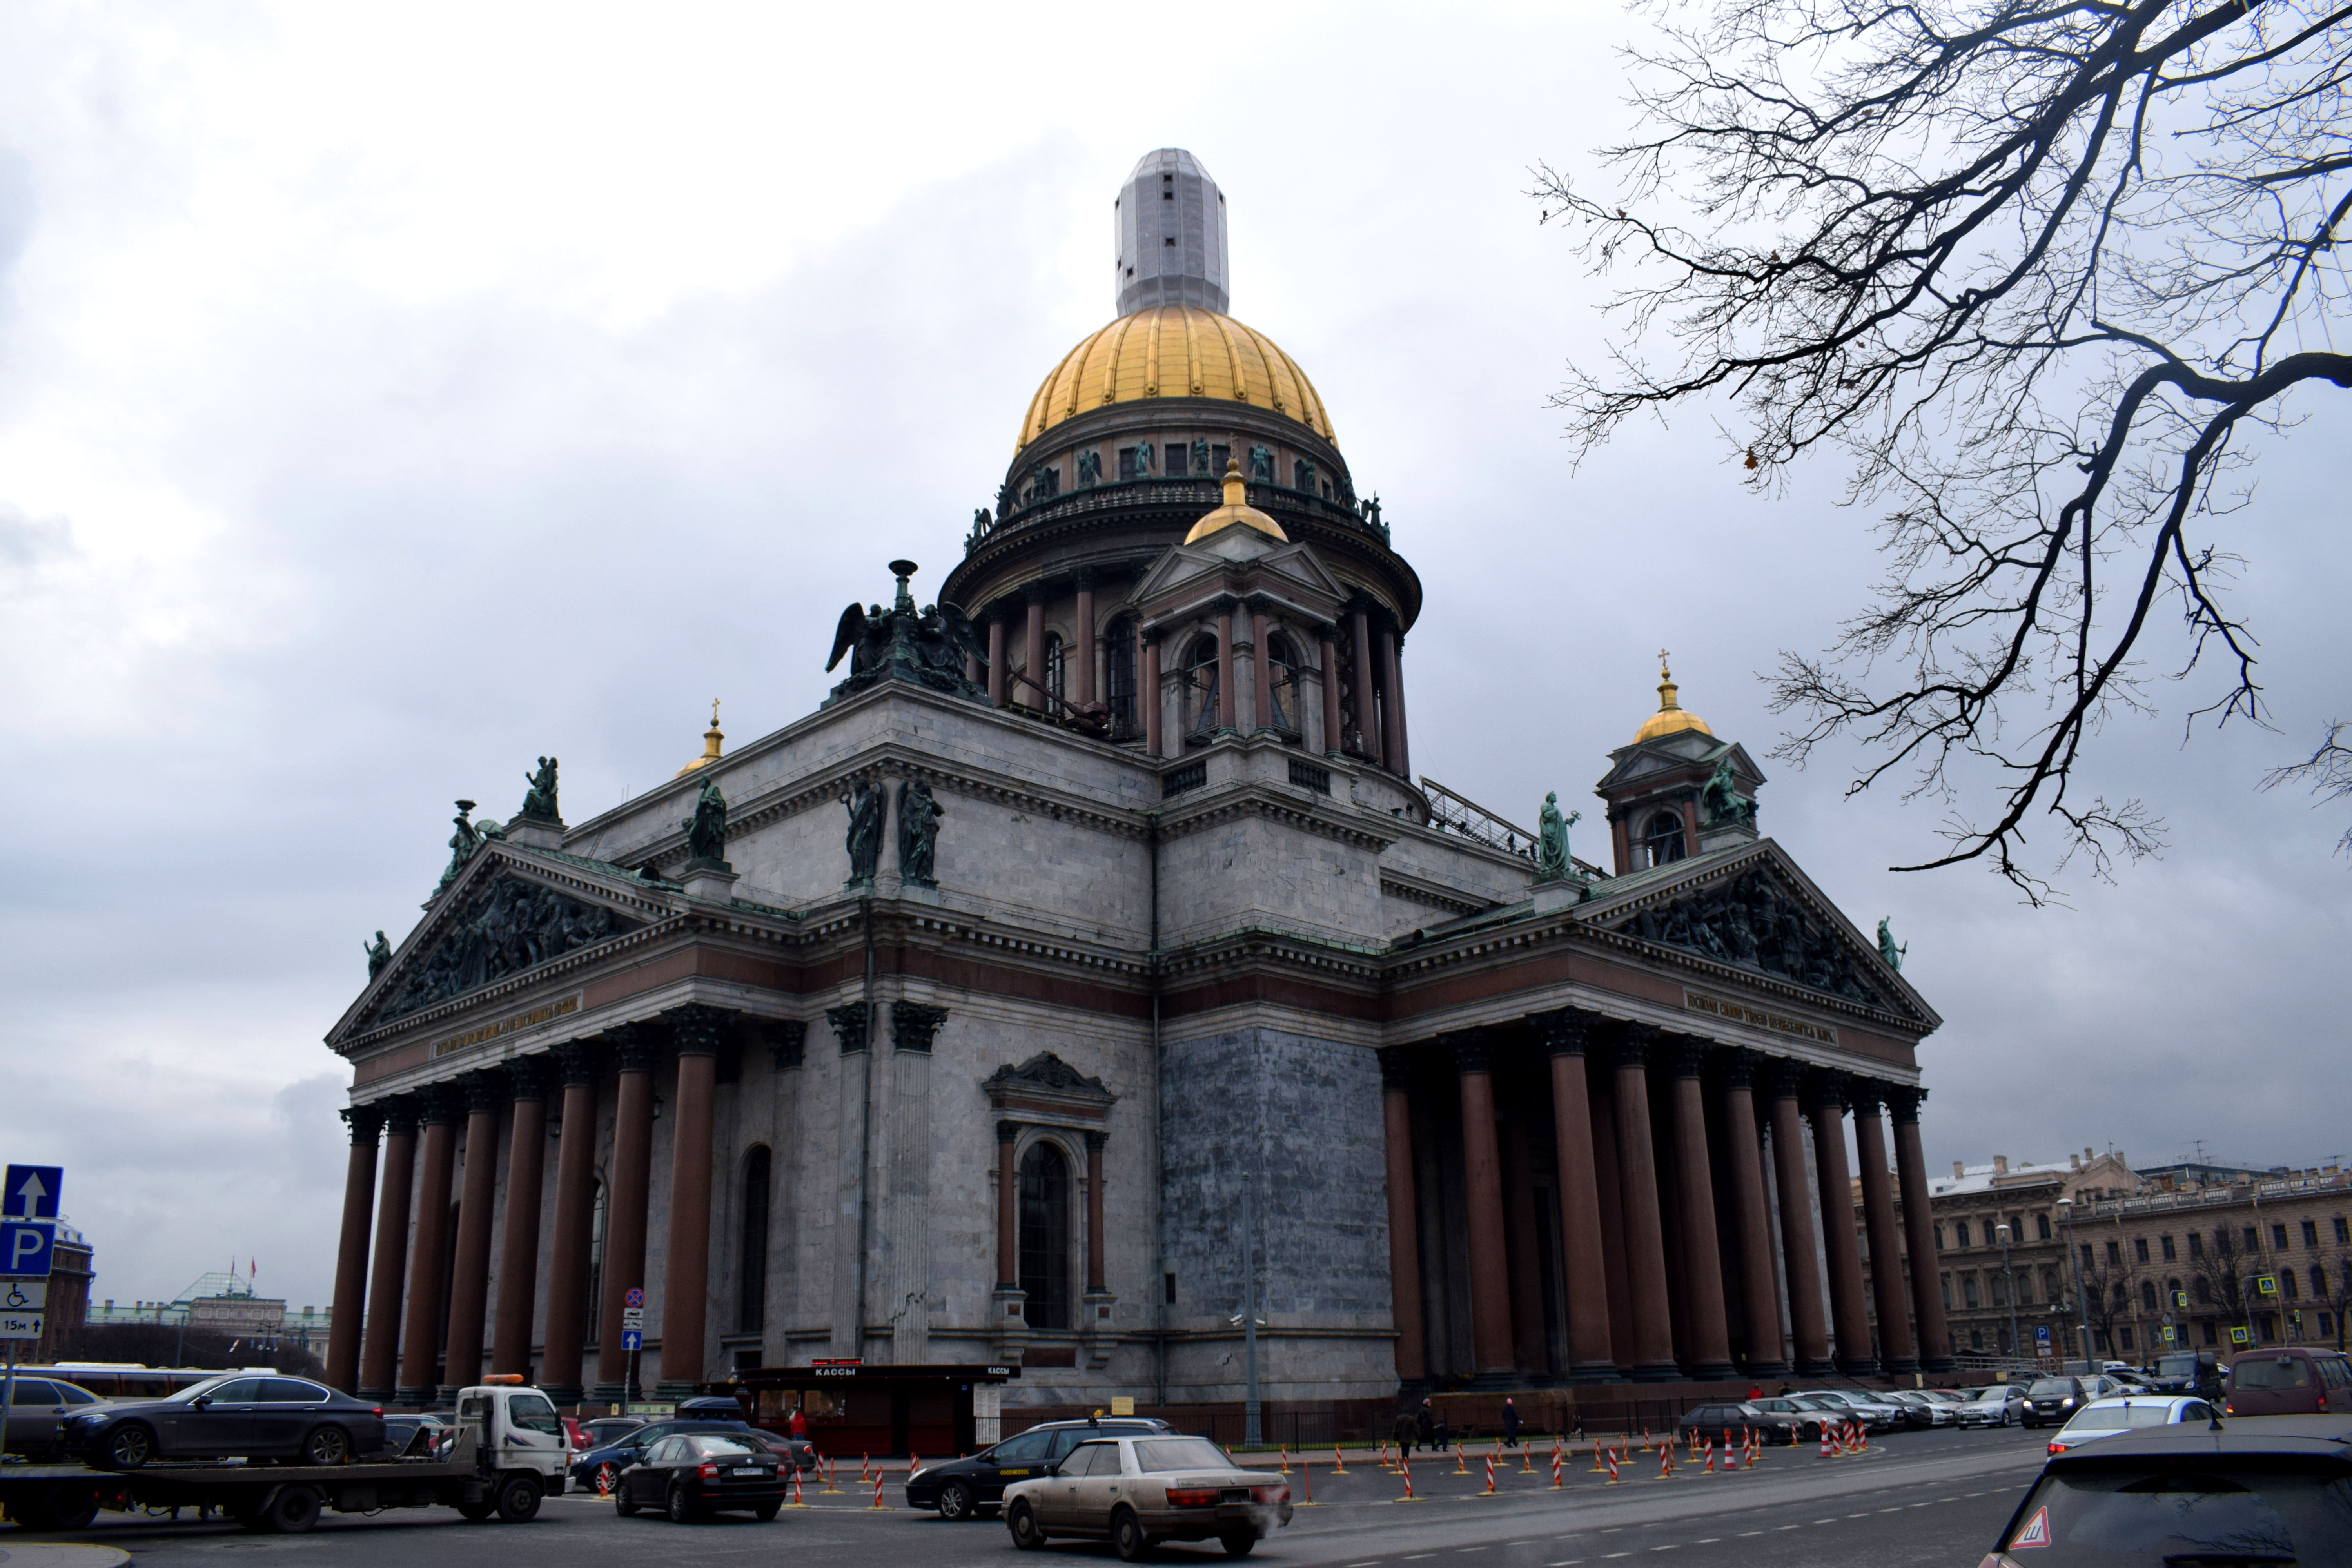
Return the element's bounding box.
[1535,791,1579,883]
[1877,917,1907,972]
[518,756,561,823]
[435,800,484,897]
[364,930,392,980]
[1700,753,1756,826]
[684,777,728,865]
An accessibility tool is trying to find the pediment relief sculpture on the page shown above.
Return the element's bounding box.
[1603,866,1893,1011]
[984,1051,1115,1105]
[374,874,644,1024]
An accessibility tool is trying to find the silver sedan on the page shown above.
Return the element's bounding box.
[1003,1434,1293,1560]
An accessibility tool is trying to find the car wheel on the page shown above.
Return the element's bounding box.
[496,1474,543,1523]
[615,1484,640,1517]
[1007,1498,1047,1550]
[102,1422,156,1471]
[754,1501,782,1521]
[264,1485,323,1535]
[1220,1528,1257,1557]
[301,1425,352,1466]
[1113,1506,1151,1562]
[457,1499,498,1522]
[939,1479,977,1521]
[667,1482,696,1524]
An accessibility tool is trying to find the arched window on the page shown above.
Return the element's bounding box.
[2314,1266,2330,1299]
[1042,633,1066,701]
[585,1178,606,1346]
[1265,632,1301,734]
[1643,811,1687,867]
[1105,616,1138,739]
[2140,1279,2159,1311]
[1018,1142,1072,1330]
[739,1146,771,1334]
[1183,635,1221,739]
[2282,1269,2299,1299]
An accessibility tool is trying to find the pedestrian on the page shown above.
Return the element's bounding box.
[1434,1415,1451,1453]
[1747,1385,1762,1401]
[1416,1399,1436,1454]
[1394,1407,1419,1454]
[1503,1397,1522,1448]
[789,1403,808,1441]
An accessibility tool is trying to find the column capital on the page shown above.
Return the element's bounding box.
[1759,1055,1809,1102]
[757,1018,808,1071]
[1532,1007,1596,1057]
[415,1083,463,1125]
[1023,580,1051,605]
[611,1020,667,1074]
[378,1097,419,1138]
[554,1039,602,1086]
[1083,1130,1109,1153]
[1665,1034,1712,1078]
[461,1070,506,1116]
[1072,565,1095,590]
[1886,1083,1927,1123]
[667,1002,732,1058]
[1375,1045,1417,1093]
[1443,1028,1495,1076]
[1715,1047,1760,1090]
[1846,1078,1888,1116]
[826,1003,873,1055]
[504,1056,550,1102]
[1603,1019,1660,1071]
[891,1001,950,1054]
[1808,1068,1852,1113]
[996,1119,1022,1145]
[340,1104,384,1145]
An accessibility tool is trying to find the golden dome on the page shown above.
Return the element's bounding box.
[1633,656,1714,743]
[1017,306,1336,451]
[675,700,724,777]
[1183,461,1289,546]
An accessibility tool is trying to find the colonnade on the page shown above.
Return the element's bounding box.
[1379,1009,1951,1385]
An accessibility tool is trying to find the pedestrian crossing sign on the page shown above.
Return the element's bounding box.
[2009,1506,2051,1550]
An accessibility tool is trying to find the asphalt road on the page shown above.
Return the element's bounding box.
[11,1426,2050,1566]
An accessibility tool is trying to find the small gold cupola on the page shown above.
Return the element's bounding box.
[1633,651,1714,743]
[1182,459,1289,546]
[675,699,725,777]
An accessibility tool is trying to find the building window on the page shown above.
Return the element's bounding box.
[2082,1243,2096,1270]
[1955,1220,1971,1248]
[1166,443,1190,476]
[2120,1327,2134,1350]
[1940,1277,1951,1310]
[1962,1277,1980,1308]
[1933,1223,1945,1251]
[1042,633,1066,701]
[2134,1238,2151,1263]
[2323,1312,2338,1340]
[1017,1142,1073,1330]
[2018,1272,2034,1304]
[2188,1232,2204,1259]
[1992,1272,2008,1306]
[1293,457,1316,492]
[2282,1269,2300,1299]
[1969,1328,1983,1350]
[2160,1234,2176,1261]
[2043,1268,2060,1301]
[1212,443,1230,476]
[2201,1319,2218,1345]
[585,1178,606,1347]
[2244,1227,2260,1252]
[739,1145,771,1335]
[1105,616,1138,739]
[2336,1218,2349,1245]
[2194,1277,2212,1304]
[1265,632,1301,733]
[2106,1240,2122,1267]
[2313,1267,2328,1299]
[1643,811,1687,867]
[1183,635,1220,738]
[2274,1223,2290,1250]
[2302,1221,2319,1248]
[1120,444,1154,481]
[2140,1280,2159,1311]
[2037,1213,2052,1240]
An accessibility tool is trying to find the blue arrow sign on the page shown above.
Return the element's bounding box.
[621,1328,643,1352]
[2,1167,60,1221]
[0,1221,55,1278]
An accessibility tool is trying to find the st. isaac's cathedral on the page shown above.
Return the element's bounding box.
[321,151,1950,1428]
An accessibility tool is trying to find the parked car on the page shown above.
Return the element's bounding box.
[2044,1394,2219,1454]
[1984,1413,2352,1565]
[1884,1390,1955,1428]
[906,1417,1177,1521]
[1741,1397,1836,1442]
[1958,1385,2028,1428]
[1002,1433,1291,1560]
[579,1416,644,1449]
[572,1418,773,1494]
[2225,1347,2352,1417]
[61,1373,387,1470]
[1787,1390,1905,1432]
[613,1431,785,1523]
[2145,1350,2222,1398]
[1674,1402,1805,1445]
[743,1426,819,1474]
[1,1376,105,1459]
[2020,1375,2125,1428]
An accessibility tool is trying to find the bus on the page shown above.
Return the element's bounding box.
[21,1363,250,1400]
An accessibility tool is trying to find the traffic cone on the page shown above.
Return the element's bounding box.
[1298,1461,1319,1507]
[1483,1453,1497,1495]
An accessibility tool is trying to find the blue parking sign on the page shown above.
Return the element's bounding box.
[2,1167,61,1221]
[0,1221,55,1278]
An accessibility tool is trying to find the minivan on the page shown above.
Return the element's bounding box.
[2224,1347,2352,1416]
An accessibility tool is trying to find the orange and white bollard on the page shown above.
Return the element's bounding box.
[1818,1425,1833,1459]
[1380,1439,1393,1470]
[1399,1452,1421,1502]
[1299,1460,1318,1507]
[1857,1422,1870,1454]
[1483,1452,1497,1495]
[1333,1445,1347,1474]
[788,1468,809,1508]
[1605,1448,1621,1484]
[1720,1430,1735,1471]
[1550,1449,1564,1489]
[595,1465,612,1499]
[868,1470,887,1510]
[1454,1444,1469,1475]
[1279,1446,1290,1476]
[860,1452,872,1482]
[1658,1443,1673,1480]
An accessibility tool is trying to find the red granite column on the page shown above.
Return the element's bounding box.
[1588,1078,1636,1372]
[440,1074,503,1397]
[986,616,1006,706]
[1451,1033,1517,1381]
[1074,571,1097,708]
[1250,605,1273,731]
[539,1043,601,1405]
[1763,1061,1833,1373]
[657,1008,722,1394]
[1537,1011,1617,1381]
[1609,1024,1681,1380]
[1377,1049,1428,1385]
[358,1101,416,1401]
[1378,622,1409,777]
[327,1105,382,1393]
[1808,1073,1877,1374]
[1084,1132,1108,1294]
[1349,605,1381,761]
[1666,1040,1736,1379]
[1888,1087,1954,1370]
[1719,1053,1791,1376]
[1142,636,1164,756]
[1214,607,1237,730]
[995,1121,1021,1290]
[1318,635,1342,757]
[397,1087,460,1404]
[1850,1082,1919,1374]
[491,1058,550,1379]
[595,1028,660,1393]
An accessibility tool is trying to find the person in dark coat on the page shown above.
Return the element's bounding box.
[1502,1397,1523,1447]
[1434,1414,1450,1452]
[1393,1408,1420,1453]
[1416,1400,1436,1452]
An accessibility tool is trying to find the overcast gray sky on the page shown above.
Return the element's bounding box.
[3,2,2345,1316]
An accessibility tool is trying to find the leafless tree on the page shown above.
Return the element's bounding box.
[1535,0,2352,897]
[2262,720,2352,855]
[2079,1252,2142,1355]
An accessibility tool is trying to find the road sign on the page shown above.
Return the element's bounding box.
[621,1328,643,1352]
[0,1221,54,1278]
[1,1167,60,1221]
[0,1307,42,1341]
[624,1287,644,1308]
[622,1306,645,1320]
[1,1280,45,1312]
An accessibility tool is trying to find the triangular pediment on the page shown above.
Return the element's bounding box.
[1131,539,1348,615]
[1584,842,1934,1025]
[338,849,658,1038]
[1596,737,1762,793]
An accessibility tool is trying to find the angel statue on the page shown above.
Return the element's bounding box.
[1876,917,1908,973]
[1535,791,1580,882]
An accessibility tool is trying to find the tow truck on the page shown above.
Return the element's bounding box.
[0,1379,569,1535]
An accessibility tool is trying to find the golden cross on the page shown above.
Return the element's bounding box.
[1657,648,1672,681]
[710,697,722,728]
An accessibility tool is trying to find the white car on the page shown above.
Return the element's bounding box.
[1788,1389,1905,1431]
[1003,1433,1292,1559]
[1958,1384,2028,1427]
[2045,1394,2219,1454]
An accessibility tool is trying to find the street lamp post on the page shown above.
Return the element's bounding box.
[1996,1222,2022,1371]
[2060,1197,2091,1372]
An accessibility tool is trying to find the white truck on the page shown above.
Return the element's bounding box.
[2,1381,571,1535]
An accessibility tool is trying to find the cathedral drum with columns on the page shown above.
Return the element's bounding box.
[319,149,1951,1422]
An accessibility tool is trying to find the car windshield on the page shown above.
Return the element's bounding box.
[2029,1379,2078,1397]
[162,1377,234,1404]
[2061,1403,2180,1432]
[1133,1438,1235,1473]
[2155,1355,2202,1377]
[2002,1465,2352,1566]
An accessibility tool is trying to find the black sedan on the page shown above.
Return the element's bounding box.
[615,1432,786,1522]
[62,1373,386,1470]
[906,1417,1175,1521]
[1673,1402,1807,1446]
[572,1417,780,1493]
